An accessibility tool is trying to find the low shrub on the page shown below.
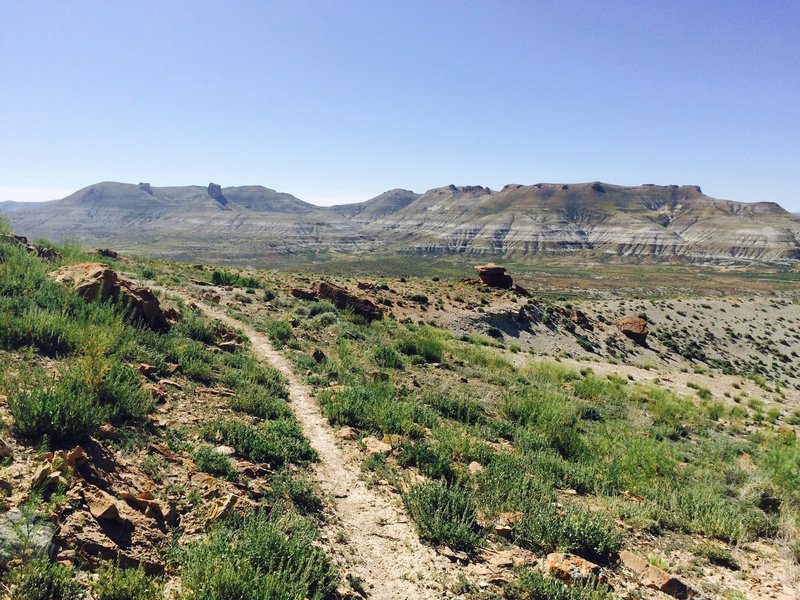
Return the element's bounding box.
[638,481,777,543]
[94,561,162,600]
[211,270,260,288]
[229,385,291,420]
[9,359,152,445]
[202,419,316,467]
[177,509,337,600]
[426,393,485,425]
[194,445,238,480]
[397,333,443,363]
[264,469,324,515]
[307,300,337,317]
[97,362,154,425]
[403,481,484,553]
[320,383,432,436]
[514,501,621,563]
[9,368,104,444]
[693,543,739,570]
[4,558,82,600]
[174,312,218,344]
[265,319,293,346]
[397,439,456,482]
[505,569,611,600]
[373,344,403,369]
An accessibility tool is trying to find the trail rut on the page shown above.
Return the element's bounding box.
[180,295,460,599]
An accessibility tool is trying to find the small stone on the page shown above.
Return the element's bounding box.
[440,546,469,563]
[545,553,602,583]
[0,437,12,460]
[309,348,327,363]
[468,461,484,475]
[206,493,239,523]
[336,427,356,441]
[95,424,118,440]
[214,445,235,456]
[362,436,392,455]
[138,363,157,377]
[619,550,697,599]
[31,462,51,489]
[619,550,649,574]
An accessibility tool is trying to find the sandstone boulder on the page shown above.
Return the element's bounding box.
[1,233,61,260]
[545,552,602,583]
[336,426,356,441]
[51,263,170,332]
[619,550,697,598]
[474,263,514,289]
[82,483,128,524]
[617,314,649,346]
[362,436,392,455]
[291,287,317,301]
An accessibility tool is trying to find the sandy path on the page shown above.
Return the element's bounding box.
[177,295,459,599]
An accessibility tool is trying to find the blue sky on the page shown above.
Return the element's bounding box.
[2,1,798,210]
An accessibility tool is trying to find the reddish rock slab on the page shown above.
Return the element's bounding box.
[617,314,649,346]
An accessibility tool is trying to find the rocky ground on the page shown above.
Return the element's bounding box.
[153,261,799,599]
[2,248,799,599]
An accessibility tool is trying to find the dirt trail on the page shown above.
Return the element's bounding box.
[177,294,460,599]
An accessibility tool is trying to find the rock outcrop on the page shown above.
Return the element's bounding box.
[1,233,60,260]
[55,443,167,573]
[545,552,603,584]
[619,550,698,598]
[474,263,514,289]
[51,263,170,332]
[291,281,383,321]
[618,314,649,346]
[208,182,228,206]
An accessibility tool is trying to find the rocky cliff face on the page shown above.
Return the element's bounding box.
[2,181,798,265]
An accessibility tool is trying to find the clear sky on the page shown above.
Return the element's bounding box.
[2,1,798,210]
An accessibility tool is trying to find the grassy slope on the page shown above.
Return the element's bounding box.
[0,229,337,599]
[196,261,799,599]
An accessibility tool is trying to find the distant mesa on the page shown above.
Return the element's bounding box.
[1,180,798,266]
